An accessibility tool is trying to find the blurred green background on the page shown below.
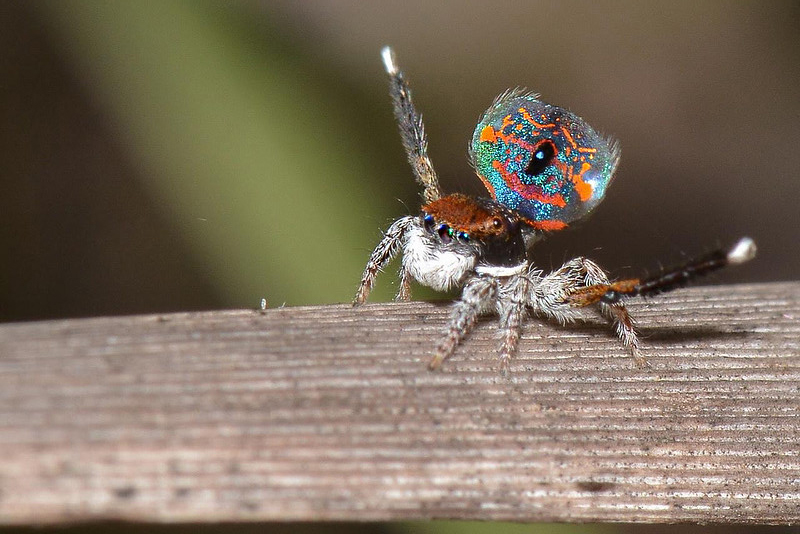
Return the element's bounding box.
[1,2,799,533]
[2,1,798,322]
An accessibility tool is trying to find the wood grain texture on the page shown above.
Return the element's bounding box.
[0,282,798,525]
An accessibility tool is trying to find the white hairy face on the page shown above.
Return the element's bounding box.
[401,221,478,292]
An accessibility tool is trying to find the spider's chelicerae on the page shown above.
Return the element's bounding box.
[355,47,756,373]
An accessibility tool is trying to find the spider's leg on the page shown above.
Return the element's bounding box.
[429,276,497,370]
[496,275,529,374]
[575,258,645,366]
[381,47,442,204]
[540,258,645,366]
[602,299,644,367]
[354,216,415,306]
[395,266,412,302]
[566,237,757,306]
[560,239,756,366]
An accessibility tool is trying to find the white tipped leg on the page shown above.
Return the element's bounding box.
[381,46,442,203]
[381,46,398,75]
[727,237,756,264]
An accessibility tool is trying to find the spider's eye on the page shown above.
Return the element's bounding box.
[525,140,556,176]
[423,213,435,233]
[437,224,453,244]
[492,217,503,229]
[457,231,470,243]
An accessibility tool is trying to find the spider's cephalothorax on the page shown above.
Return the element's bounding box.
[354,47,756,373]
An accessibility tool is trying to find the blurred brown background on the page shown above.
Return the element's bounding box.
[1,1,798,324]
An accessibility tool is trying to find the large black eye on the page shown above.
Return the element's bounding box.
[525,140,556,176]
[437,224,453,244]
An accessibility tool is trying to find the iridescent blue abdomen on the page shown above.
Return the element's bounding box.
[470,91,618,231]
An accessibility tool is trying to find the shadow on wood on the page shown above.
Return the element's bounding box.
[0,282,798,525]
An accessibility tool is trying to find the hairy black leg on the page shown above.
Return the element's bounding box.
[567,237,757,306]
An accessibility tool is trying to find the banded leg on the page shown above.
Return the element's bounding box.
[566,237,756,307]
[536,258,643,366]
[429,276,497,370]
[353,216,415,305]
[496,275,529,374]
[574,257,645,366]
[381,47,441,204]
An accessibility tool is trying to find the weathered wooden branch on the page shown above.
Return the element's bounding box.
[0,282,798,525]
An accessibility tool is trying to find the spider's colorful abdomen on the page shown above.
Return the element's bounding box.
[470,91,619,231]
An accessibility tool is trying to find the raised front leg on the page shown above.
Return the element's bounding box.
[353,216,415,306]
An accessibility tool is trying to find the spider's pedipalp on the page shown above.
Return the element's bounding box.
[354,216,416,306]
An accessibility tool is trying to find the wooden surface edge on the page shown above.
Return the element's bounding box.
[0,281,798,525]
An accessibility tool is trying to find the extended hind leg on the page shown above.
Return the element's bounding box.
[560,238,757,365]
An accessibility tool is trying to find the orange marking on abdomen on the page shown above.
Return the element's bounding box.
[492,160,566,207]
[526,218,567,231]
[560,126,577,149]
[572,161,593,201]
[479,125,496,143]
[516,108,555,129]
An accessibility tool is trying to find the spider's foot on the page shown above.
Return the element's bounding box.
[498,353,513,376]
[632,347,651,369]
[428,352,446,371]
[352,287,368,307]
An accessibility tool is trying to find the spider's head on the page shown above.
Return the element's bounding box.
[420,194,527,267]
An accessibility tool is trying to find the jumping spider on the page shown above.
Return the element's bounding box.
[354,47,755,373]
